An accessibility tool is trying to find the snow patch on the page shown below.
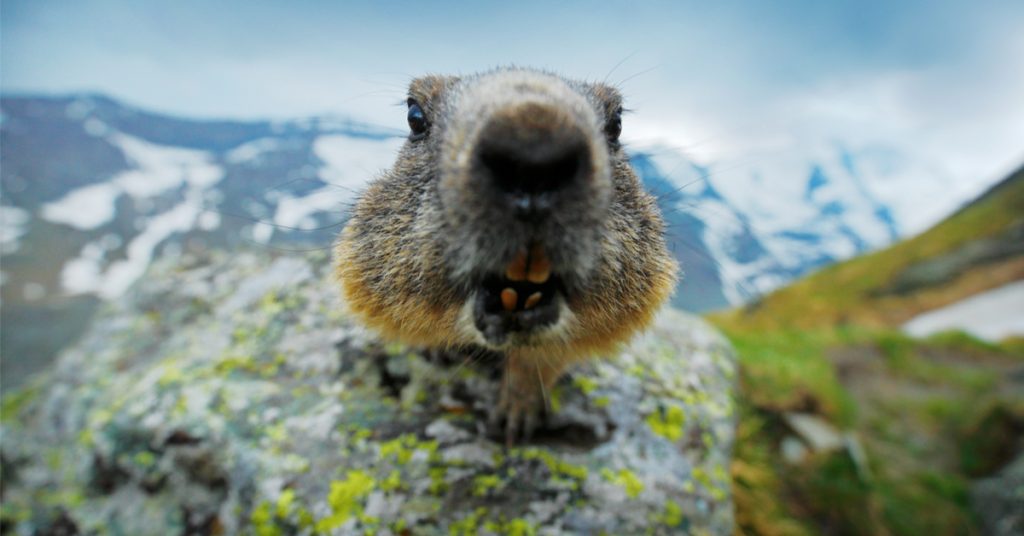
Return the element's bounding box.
[40,132,224,230]
[270,135,402,230]
[0,205,31,253]
[903,281,1024,342]
[40,182,122,229]
[60,189,208,299]
[225,137,282,164]
[53,134,226,298]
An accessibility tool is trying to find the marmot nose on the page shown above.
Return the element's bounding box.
[473,104,592,219]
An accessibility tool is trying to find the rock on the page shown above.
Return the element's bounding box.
[972,454,1024,536]
[1,250,738,535]
[780,436,809,464]
[782,413,844,453]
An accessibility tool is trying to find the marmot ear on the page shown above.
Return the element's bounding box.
[407,99,429,138]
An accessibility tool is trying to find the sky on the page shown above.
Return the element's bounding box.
[3,0,1024,229]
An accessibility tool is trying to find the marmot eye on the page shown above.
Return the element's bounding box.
[407,100,428,136]
[605,110,622,142]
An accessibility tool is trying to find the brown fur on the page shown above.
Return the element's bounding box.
[334,68,677,442]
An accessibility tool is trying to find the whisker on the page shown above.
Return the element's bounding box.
[614,65,661,88]
[535,360,550,412]
[602,51,640,85]
[203,207,349,232]
[239,239,334,253]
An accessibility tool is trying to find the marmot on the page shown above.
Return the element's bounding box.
[334,68,677,443]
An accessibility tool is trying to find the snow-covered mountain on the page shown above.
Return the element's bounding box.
[634,143,913,311]
[0,94,992,386]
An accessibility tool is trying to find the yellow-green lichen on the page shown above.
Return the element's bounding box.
[449,507,488,536]
[250,501,281,536]
[691,466,728,501]
[502,518,537,536]
[133,451,156,468]
[381,470,403,492]
[276,489,295,518]
[214,355,257,374]
[379,434,438,465]
[472,474,503,496]
[521,448,589,481]
[658,500,684,527]
[429,466,449,495]
[265,423,287,443]
[573,376,599,394]
[602,468,645,499]
[281,454,311,474]
[646,405,686,441]
[1,385,39,419]
[157,362,185,387]
[315,470,377,532]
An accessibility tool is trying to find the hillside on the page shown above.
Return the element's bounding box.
[709,165,1024,535]
[718,164,1024,331]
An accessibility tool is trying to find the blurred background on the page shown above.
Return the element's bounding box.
[3,1,1023,533]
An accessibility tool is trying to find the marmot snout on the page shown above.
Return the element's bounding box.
[335,68,677,443]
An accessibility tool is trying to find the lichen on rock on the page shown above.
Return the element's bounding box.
[1,251,737,535]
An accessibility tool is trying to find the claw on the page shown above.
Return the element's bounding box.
[489,373,545,446]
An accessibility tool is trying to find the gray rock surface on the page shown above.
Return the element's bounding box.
[1,250,737,535]
[972,454,1024,536]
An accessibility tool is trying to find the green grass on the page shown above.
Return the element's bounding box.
[717,321,1023,536]
[711,167,1023,534]
[720,327,857,427]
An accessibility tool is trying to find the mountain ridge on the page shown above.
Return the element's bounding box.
[0,92,996,387]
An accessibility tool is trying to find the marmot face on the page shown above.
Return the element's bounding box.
[336,68,677,356]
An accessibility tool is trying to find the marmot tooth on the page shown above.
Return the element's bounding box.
[505,251,528,282]
[501,288,518,311]
[527,244,551,284]
[524,291,542,309]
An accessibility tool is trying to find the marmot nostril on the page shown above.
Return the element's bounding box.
[477,144,585,196]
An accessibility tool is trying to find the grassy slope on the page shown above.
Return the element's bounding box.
[708,166,1024,535]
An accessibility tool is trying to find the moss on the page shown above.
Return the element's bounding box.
[646,404,686,441]
[958,402,1024,477]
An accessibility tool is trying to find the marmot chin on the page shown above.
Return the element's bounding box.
[334,68,677,444]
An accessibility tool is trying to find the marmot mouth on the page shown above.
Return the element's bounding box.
[472,245,563,345]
